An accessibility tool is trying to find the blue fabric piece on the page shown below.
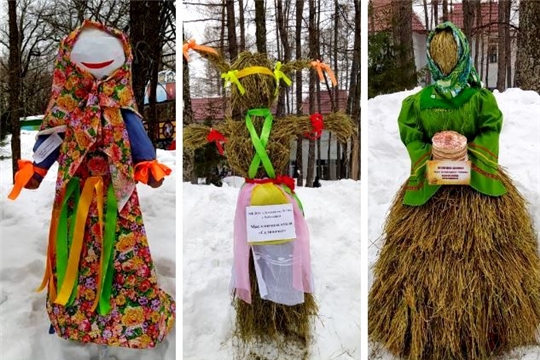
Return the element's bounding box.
[33,133,64,170]
[121,109,156,163]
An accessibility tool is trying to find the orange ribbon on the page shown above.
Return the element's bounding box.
[310,60,337,86]
[8,160,47,200]
[134,160,172,184]
[183,39,218,61]
[36,192,64,299]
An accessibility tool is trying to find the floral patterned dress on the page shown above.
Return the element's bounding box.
[32,20,175,349]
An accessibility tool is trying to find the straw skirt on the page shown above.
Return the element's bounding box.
[369,169,540,360]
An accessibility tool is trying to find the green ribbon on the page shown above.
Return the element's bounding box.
[55,178,118,313]
[274,61,291,95]
[222,70,246,95]
[57,178,81,305]
[246,108,275,179]
[98,184,118,316]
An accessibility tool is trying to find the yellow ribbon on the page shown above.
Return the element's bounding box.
[222,70,246,95]
[311,60,338,86]
[273,62,292,95]
[222,66,277,95]
[54,177,104,307]
[236,66,275,79]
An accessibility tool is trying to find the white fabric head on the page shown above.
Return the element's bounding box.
[71,24,125,79]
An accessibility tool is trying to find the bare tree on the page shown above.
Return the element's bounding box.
[348,0,360,181]
[474,0,481,70]
[497,0,510,91]
[130,1,162,147]
[225,0,238,60]
[442,0,448,21]
[462,0,475,41]
[238,0,246,51]
[275,0,291,117]
[515,0,540,92]
[295,0,305,186]
[183,31,196,183]
[8,0,21,182]
[391,0,416,88]
[306,0,317,188]
[255,0,267,54]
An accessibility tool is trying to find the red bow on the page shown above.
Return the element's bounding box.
[207,128,227,155]
[245,175,296,193]
[304,113,324,140]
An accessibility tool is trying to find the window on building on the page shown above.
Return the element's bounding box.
[488,44,498,63]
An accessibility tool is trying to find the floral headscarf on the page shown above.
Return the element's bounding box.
[426,21,482,98]
[40,20,139,211]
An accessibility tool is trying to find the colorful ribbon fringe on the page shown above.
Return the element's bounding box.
[37,177,118,316]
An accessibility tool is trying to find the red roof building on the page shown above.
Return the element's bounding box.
[301,89,349,115]
[446,3,501,34]
[191,97,228,122]
[369,0,427,34]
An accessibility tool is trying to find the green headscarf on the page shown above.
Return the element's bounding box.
[426,21,482,98]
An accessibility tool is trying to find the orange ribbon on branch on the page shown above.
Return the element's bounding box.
[207,128,227,155]
[304,113,325,140]
[134,160,172,184]
[310,60,337,86]
[183,39,218,61]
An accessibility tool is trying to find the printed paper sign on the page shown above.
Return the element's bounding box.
[427,160,471,185]
[246,204,296,243]
[32,132,63,164]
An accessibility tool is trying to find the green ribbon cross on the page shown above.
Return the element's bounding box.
[246,108,276,179]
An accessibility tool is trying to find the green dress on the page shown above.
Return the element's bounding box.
[399,85,506,206]
[369,86,540,360]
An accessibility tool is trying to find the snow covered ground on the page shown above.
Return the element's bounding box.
[0,134,176,360]
[368,88,540,359]
[183,177,362,359]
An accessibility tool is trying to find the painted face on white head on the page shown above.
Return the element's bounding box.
[70,24,125,80]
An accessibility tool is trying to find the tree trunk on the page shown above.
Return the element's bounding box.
[442,0,448,22]
[295,0,305,187]
[306,0,317,188]
[276,0,291,118]
[238,0,246,51]
[8,0,21,183]
[485,0,493,87]
[497,0,509,91]
[348,0,361,181]
[255,0,267,54]
[462,0,475,42]
[504,0,511,88]
[226,0,238,60]
[183,32,195,183]
[433,0,439,26]
[474,0,481,70]
[515,0,540,92]
[130,0,162,147]
[392,0,416,88]
[332,0,339,179]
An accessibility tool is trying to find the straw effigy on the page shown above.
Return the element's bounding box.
[369,168,540,360]
[185,49,356,357]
